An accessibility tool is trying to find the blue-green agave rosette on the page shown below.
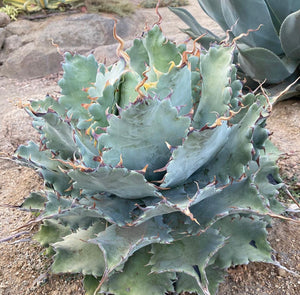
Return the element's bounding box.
[15,21,287,295]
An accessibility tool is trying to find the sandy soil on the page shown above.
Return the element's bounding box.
[0,1,299,294]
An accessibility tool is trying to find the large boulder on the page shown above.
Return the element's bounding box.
[1,43,63,78]
[0,13,143,79]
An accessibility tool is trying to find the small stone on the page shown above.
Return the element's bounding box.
[278,268,288,277]
[0,13,10,28]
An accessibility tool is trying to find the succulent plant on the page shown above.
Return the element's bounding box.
[170,0,300,92]
[140,0,189,9]
[15,20,287,295]
[3,0,82,13]
[0,4,20,20]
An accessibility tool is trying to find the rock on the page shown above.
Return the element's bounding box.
[35,13,139,53]
[0,12,10,28]
[278,268,288,277]
[0,28,5,49]
[0,12,145,79]
[0,43,63,79]
[2,35,22,53]
[93,40,133,65]
[4,20,37,35]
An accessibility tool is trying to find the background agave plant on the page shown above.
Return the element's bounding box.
[14,20,289,295]
[2,0,82,13]
[170,0,300,98]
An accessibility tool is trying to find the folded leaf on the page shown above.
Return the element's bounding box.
[238,46,299,83]
[280,9,300,60]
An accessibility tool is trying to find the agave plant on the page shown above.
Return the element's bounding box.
[15,20,287,295]
[3,0,82,13]
[170,0,300,95]
[140,0,189,8]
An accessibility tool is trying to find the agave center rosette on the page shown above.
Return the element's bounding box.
[15,22,285,295]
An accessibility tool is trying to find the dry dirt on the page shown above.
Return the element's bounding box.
[0,1,299,294]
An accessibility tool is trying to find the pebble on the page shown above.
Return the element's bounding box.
[278,268,288,277]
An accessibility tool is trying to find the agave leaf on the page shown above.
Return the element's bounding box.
[192,102,262,183]
[169,6,220,44]
[79,194,138,226]
[117,71,142,108]
[205,264,226,295]
[57,207,104,231]
[267,79,300,102]
[176,267,225,295]
[150,229,225,291]
[263,0,282,33]
[30,95,65,116]
[182,28,220,50]
[229,66,243,102]
[88,59,126,99]
[220,0,282,54]
[88,85,117,132]
[127,39,150,76]
[148,65,193,115]
[34,219,71,247]
[16,141,58,170]
[41,169,75,196]
[176,273,204,295]
[191,70,202,105]
[73,130,99,169]
[264,0,300,24]
[101,247,176,295]
[69,166,158,199]
[212,215,273,268]
[100,98,190,181]
[162,124,230,187]
[252,123,269,151]
[190,179,268,229]
[90,217,173,273]
[21,192,47,210]
[83,275,99,295]
[263,139,282,162]
[196,0,230,32]
[279,9,300,60]
[16,142,74,194]
[193,46,233,129]
[143,25,182,80]
[44,191,72,215]
[238,46,299,83]
[52,221,106,276]
[249,157,284,214]
[58,53,98,122]
[132,183,219,226]
[128,25,183,82]
[33,112,77,159]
